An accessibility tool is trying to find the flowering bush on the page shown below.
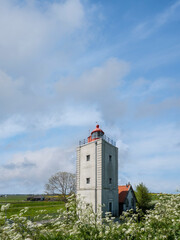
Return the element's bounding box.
[0,194,179,240]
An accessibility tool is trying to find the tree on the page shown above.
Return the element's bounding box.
[135,183,152,212]
[45,172,76,199]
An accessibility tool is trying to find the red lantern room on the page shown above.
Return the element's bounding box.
[88,125,104,143]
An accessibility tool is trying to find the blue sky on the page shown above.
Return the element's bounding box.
[0,0,180,194]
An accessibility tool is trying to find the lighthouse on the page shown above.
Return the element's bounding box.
[76,125,118,216]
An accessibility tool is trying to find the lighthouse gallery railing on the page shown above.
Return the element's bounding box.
[79,135,116,147]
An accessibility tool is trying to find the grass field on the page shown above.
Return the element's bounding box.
[0,195,65,223]
[0,195,28,202]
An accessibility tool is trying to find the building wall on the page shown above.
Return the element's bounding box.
[76,140,102,212]
[76,138,118,216]
[123,188,136,211]
[102,140,118,216]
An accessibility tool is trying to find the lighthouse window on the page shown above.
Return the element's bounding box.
[109,178,112,184]
[92,132,97,139]
[86,178,90,184]
[108,202,112,212]
[109,155,112,162]
[86,155,90,161]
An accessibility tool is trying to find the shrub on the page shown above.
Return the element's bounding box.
[135,183,152,212]
[0,194,180,239]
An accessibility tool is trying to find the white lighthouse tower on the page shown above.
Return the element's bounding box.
[76,125,118,216]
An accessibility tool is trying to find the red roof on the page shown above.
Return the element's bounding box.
[91,125,104,135]
[118,185,130,203]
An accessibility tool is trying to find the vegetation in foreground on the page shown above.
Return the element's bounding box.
[0,194,180,240]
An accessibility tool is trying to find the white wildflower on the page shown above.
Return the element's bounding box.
[1,203,10,211]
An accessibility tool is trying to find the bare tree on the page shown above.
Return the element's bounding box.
[45,172,76,199]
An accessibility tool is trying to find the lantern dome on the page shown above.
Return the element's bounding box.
[91,124,104,135]
[88,125,104,143]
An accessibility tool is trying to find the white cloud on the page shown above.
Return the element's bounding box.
[119,123,180,193]
[0,58,130,139]
[117,139,129,168]
[0,0,86,77]
[135,97,180,118]
[56,58,130,123]
[0,146,75,193]
[0,0,84,51]
[50,0,84,30]
[0,105,102,139]
[0,70,23,98]
[0,58,129,138]
[0,69,51,122]
[33,105,103,130]
[128,123,180,166]
[56,58,129,101]
[120,76,180,119]
[0,70,28,118]
[0,116,25,139]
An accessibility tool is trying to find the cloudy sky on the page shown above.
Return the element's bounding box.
[0,0,180,194]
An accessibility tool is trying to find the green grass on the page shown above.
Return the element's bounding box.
[9,201,63,207]
[0,195,28,202]
[0,195,65,223]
